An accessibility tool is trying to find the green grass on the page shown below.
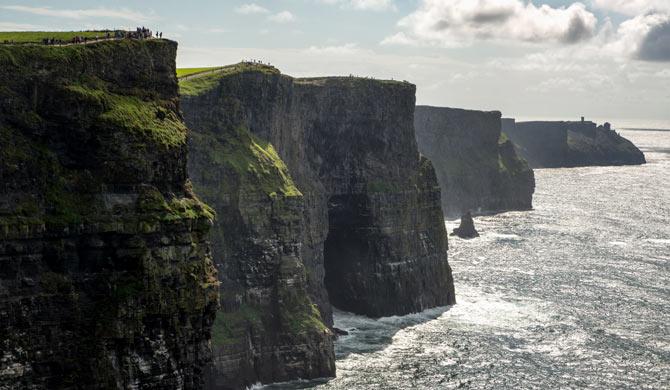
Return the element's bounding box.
[136,186,215,222]
[179,62,280,96]
[176,67,225,78]
[191,126,302,197]
[65,83,188,148]
[297,75,412,87]
[0,30,115,44]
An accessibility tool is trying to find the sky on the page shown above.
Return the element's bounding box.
[1,0,669,123]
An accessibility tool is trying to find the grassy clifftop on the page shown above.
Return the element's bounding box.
[179,62,280,96]
[0,30,115,43]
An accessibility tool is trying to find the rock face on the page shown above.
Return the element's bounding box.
[451,212,479,239]
[180,64,455,388]
[414,106,535,218]
[502,119,646,168]
[0,41,218,388]
[181,65,335,390]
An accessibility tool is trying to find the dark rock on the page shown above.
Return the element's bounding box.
[333,328,349,336]
[502,119,646,168]
[451,212,480,239]
[180,65,456,388]
[0,40,217,388]
[415,106,535,218]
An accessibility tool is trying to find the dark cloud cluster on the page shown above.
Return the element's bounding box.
[637,21,670,61]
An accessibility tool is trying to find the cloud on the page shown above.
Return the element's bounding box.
[268,11,296,23]
[382,0,598,47]
[592,0,670,16]
[637,21,670,61]
[0,21,43,31]
[1,5,153,22]
[318,0,396,12]
[305,43,364,55]
[349,0,395,11]
[606,13,670,62]
[235,3,270,15]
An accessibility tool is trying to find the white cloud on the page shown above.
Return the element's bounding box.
[350,0,395,11]
[305,43,363,55]
[381,32,418,46]
[318,0,396,12]
[592,0,670,16]
[0,21,43,31]
[605,13,670,61]
[382,0,598,47]
[235,3,270,15]
[1,5,154,22]
[268,11,296,23]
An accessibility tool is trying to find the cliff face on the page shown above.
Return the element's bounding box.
[181,65,335,390]
[414,106,535,218]
[180,65,454,388]
[0,41,218,388]
[502,119,646,168]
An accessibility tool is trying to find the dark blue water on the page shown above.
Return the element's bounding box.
[264,129,670,389]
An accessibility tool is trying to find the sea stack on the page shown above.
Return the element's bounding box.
[451,212,480,238]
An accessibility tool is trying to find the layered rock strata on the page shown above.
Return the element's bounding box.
[414,106,535,218]
[0,40,218,388]
[180,64,455,388]
[502,119,646,168]
[182,67,335,389]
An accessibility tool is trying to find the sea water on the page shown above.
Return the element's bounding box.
[265,128,669,389]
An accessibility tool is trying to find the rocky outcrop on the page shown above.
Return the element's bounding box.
[180,64,455,388]
[502,119,646,168]
[451,212,479,239]
[414,106,535,218]
[0,40,218,388]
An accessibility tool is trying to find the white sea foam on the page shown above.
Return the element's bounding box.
[488,232,522,241]
[644,238,670,245]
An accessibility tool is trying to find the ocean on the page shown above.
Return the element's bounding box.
[264,127,670,389]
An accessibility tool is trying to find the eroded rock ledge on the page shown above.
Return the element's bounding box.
[414,106,535,218]
[0,40,218,388]
[180,64,455,389]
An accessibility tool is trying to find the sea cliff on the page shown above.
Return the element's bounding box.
[180,64,455,389]
[502,119,646,168]
[414,106,535,218]
[0,40,218,388]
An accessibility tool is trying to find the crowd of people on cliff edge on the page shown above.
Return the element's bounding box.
[1,27,164,46]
